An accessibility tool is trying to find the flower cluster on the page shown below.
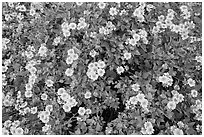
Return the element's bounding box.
[126,92,149,111]
[65,48,79,77]
[99,21,116,35]
[24,59,39,98]
[133,3,146,22]
[3,120,24,135]
[191,99,202,121]
[66,48,79,65]
[167,90,184,110]
[86,60,106,81]
[78,107,92,116]
[57,88,78,112]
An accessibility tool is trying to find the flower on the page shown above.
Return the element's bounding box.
[66,56,74,65]
[89,49,98,58]
[12,120,21,127]
[30,107,38,114]
[187,78,196,87]
[116,66,124,74]
[109,7,118,16]
[195,99,202,109]
[53,36,61,45]
[158,15,165,21]
[66,97,78,107]
[25,90,33,98]
[180,5,188,12]
[84,91,92,99]
[63,30,71,37]
[172,96,180,104]
[178,94,184,103]
[90,73,99,81]
[191,89,198,98]
[38,44,48,56]
[65,68,74,77]
[76,2,83,6]
[29,67,37,74]
[173,128,184,135]
[2,127,9,135]
[129,96,138,105]
[140,99,148,108]
[146,126,154,135]
[124,52,132,60]
[57,88,66,95]
[61,22,70,31]
[14,127,24,135]
[2,66,8,73]
[78,107,86,116]
[195,56,202,63]
[63,103,71,112]
[171,90,179,96]
[4,120,12,128]
[25,83,33,91]
[85,108,92,115]
[177,121,184,128]
[128,38,137,46]
[67,48,75,55]
[60,93,71,101]
[45,105,53,112]
[98,2,106,9]
[29,8,36,16]
[42,124,51,132]
[41,93,48,101]
[131,83,140,92]
[167,101,176,110]
[70,53,79,61]
[158,73,173,87]
[77,21,87,30]
[69,23,77,29]
[136,93,145,102]
[133,33,140,41]
[97,60,106,68]
[45,79,54,87]
[97,68,105,77]
[18,5,26,12]
[144,121,153,129]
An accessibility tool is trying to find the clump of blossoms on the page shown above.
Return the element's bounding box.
[61,22,71,37]
[66,48,79,65]
[191,99,202,121]
[3,120,24,135]
[99,21,116,35]
[158,72,173,87]
[57,88,78,113]
[132,2,146,22]
[86,60,106,81]
[167,90,184,110]
[65,47,80,77]
[126,91,149,112]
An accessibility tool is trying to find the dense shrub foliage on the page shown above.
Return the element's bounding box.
[2,2,202,135]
